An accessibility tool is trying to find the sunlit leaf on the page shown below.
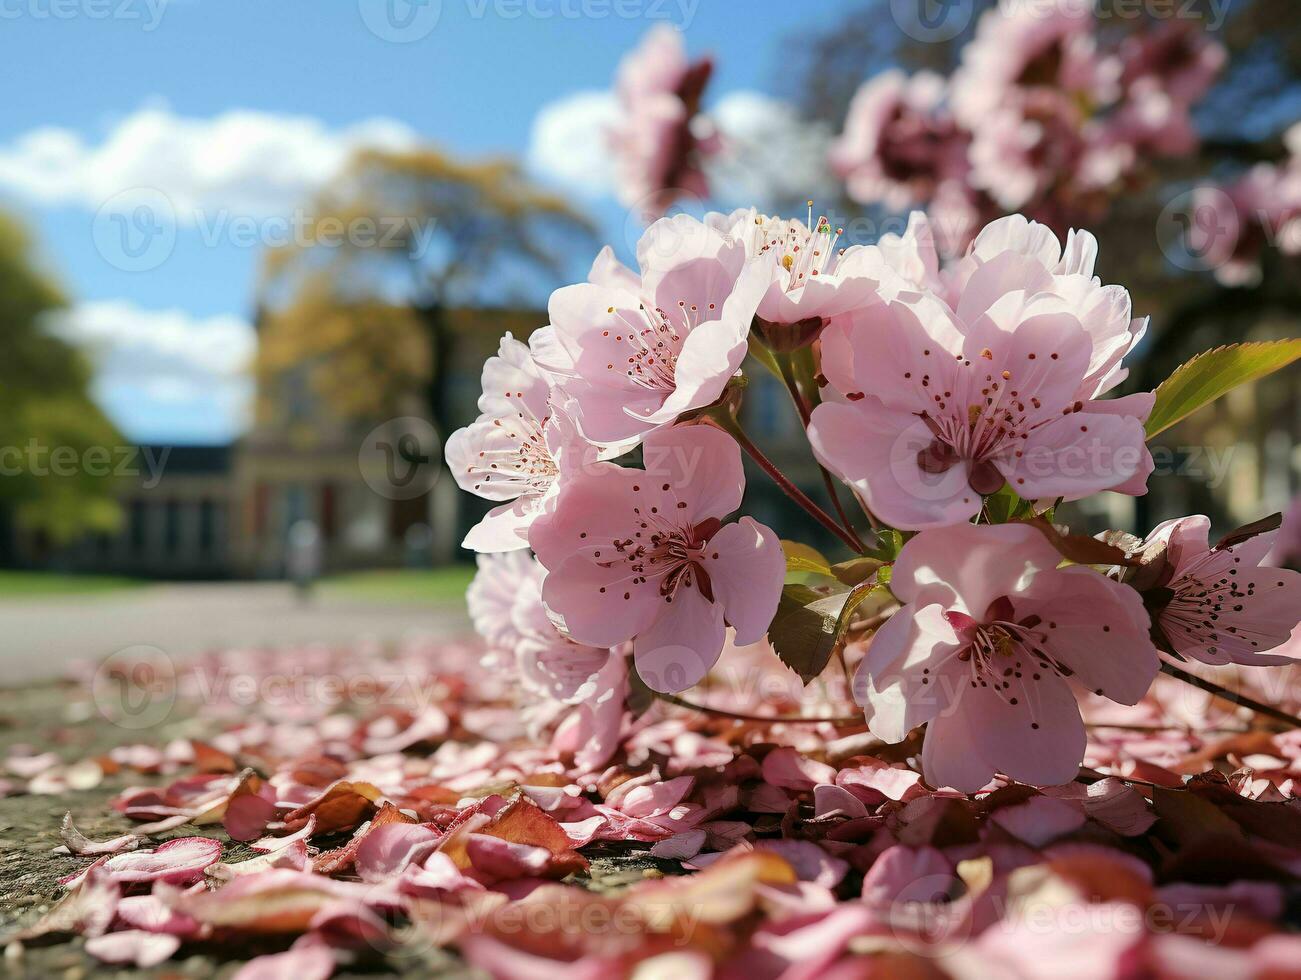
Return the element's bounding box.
[768,584,847,684]
[830,556,884,587]
[768,577,897,685]
[1021,517,1142,567]
[782,540,832,578]
[1146,340,1301,438]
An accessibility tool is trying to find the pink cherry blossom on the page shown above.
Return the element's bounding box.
[951,0,1118,128]
[811,260,1152,529]
[549,652,628,771]
[1140,515,1301,666]
[528,423,784,693]
[608,25,718,218]
[950,214,1149,399]
[446,334,600,552]
[545,214,770,446]
[1109,22,1225,157]
[1188,163,1301,287]
[469,549,608,703]
[467,552,629,767]
[1267,494,1301,570]
[847,211,949,300]
[967,88,1127,213]
[832,213,1148,405]
[830,69,969,212]
[466,549,536,653]
[710,206,885,350]
[856,523,1159,792]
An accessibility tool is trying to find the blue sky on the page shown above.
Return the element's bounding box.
[0,0,847,442]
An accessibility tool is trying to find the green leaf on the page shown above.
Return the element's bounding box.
[768,579,899,685]
[864,528,906,562]
[839,581,896,632]
[830,556,884,587]
[782,539,832,577]
[983,484,1030,524]
[1021,516,1142,567]
[768,584,845,684]
[1146,340,1301,438]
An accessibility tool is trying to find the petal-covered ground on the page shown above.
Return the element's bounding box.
[2,634,1300,978]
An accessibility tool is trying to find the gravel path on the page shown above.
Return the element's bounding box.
[0,583,469,687]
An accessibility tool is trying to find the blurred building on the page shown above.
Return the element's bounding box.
[7,307,540,579]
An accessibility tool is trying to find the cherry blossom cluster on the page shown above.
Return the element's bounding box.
[831,0,1227,253]
[607,24,719,219]
[448,204,1300,795]
[1188,123,1301,285]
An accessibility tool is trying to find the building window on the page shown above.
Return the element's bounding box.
[129,499,147,555]
[253,483,270,537]
[320,483,337,541]
[199,500,217,556]
[164,500,181,555]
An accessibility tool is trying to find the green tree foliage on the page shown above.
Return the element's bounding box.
[256,146,596,431]
[0,212,122,544]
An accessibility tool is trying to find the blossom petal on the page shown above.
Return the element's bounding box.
[891,523,1061,613]
[857,604,962,743]
[809,400,982,531]
[1016,565,1159,705]
[700,517,784,645]
[542,554,662,648]
[461,499,534,553]
[633,586,725,693]
[639,423,744,523]
[922,707,995,793]
[1007,410,1147,500]
[961,672,1087,789]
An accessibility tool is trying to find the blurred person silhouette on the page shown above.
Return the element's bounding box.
[286,520,322,603]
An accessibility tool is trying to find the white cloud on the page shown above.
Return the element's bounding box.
[0,105,419,220]
[50,301,256,442]
[707,91,836,209]
[526,90,618,199]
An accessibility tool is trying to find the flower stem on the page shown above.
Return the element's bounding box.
[1160,661,1301,729]
[704,416,864,554]
[657,691,865,727]
[773,356,870,548]
[1085,722,1248,735]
